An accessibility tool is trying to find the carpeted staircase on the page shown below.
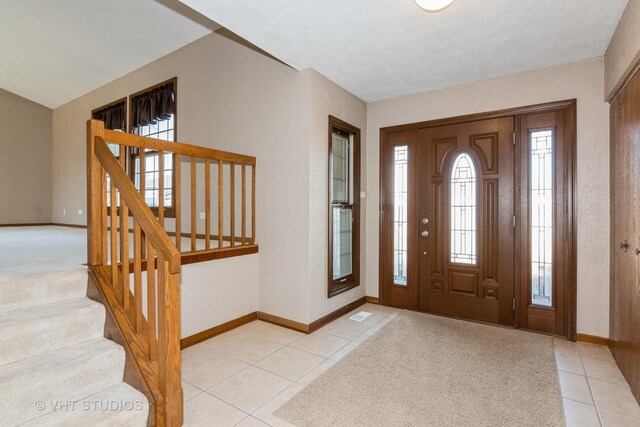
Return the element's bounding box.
[0,268,149,426]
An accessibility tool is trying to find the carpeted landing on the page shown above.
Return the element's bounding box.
[276,311,564,427]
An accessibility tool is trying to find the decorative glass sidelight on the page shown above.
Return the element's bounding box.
[530,130,554,307]
[393,146,409,285]
[450,153,477,264]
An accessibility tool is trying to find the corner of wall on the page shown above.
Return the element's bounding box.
[604,0,640,101]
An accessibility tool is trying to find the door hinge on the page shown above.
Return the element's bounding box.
[513,215,516,228]
[513,298,516,311]
[512,132,516,145]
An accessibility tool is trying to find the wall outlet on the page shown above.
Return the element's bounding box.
[78,209,83,215]
[199,212,206,220]
[62,209,66,216]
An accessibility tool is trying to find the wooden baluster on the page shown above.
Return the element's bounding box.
[120,204,130,311]
[110,169,119,302]
[175,155,181,251]
[158,151,165,227]
[218,160,224,248]
[101,168,108,265]
[252,164,256,244]
[134,220,143,336]
[191,157,197,251]
[205,159,211,250]
[242,164,246,245]
[230,164,235,247]
[157,253,184,425]
[119,145,130,310]
[139,149,146,258]
[146,240,157,362]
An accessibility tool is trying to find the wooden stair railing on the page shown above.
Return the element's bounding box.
[87,120,183,426]
[93,121,258,264]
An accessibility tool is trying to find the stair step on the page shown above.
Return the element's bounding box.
[0,268,88,314]
[0,298,105,366]
[0,338,125,426]
[23,382,149,427]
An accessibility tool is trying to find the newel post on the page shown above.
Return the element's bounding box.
[87,119,105,267]
[157,259,184,426]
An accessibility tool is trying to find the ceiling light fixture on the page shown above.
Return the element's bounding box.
[415,0,455,12]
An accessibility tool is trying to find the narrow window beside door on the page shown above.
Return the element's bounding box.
[450,153,477,264]
[331,131,352,280]
[393,145,409,285]
[530,129,553,307]
[328,116,360,298]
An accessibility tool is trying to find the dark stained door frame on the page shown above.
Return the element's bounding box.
[379,99,577,341]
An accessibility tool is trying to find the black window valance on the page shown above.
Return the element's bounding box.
[92,100,126,131]
[130,81,175,129]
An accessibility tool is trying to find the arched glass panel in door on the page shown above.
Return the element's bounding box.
[450,153,477,264]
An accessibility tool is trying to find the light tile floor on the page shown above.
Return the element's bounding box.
[181,303,400,426]
[182,304,640,427]
[555,340,640,426]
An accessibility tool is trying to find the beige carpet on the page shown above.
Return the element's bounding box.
[276,311,564,427]
[0,226,87,280]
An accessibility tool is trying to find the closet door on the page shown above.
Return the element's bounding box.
[630,73,640,399]
[610,67,640,402]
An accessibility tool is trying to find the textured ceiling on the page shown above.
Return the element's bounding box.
[178,0,628,102]
[0,0,213,108]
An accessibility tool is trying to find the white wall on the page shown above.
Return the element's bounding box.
[366,57,610,337]
[52,32,310,331]
[0,88,52,224]
[306,69,367,322]
[52,32,368,332]
[605,0,640,100]
[181,255,258,338]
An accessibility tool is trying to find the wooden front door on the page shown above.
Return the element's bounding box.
[380,101,576,337]
[416,118,515,325]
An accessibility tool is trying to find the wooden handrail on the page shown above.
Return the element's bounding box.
[94,137,181,272]
[104,128,256,165]
[87,119,183,426]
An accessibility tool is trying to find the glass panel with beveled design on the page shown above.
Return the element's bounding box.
[450,153,477,264]
[531,130,553,307]
[393,145,409,285]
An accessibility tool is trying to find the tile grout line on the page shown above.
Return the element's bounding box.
[583,375,604,426]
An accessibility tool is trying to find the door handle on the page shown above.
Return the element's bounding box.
[636,248,640,256]
[421,230,429,237]
[620,240,629,252]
